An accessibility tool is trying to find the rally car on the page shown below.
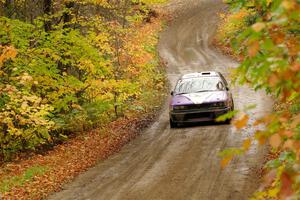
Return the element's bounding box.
[169,71,234,128]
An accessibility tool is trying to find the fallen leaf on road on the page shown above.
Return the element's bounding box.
[243,139,251,151]
[233,114,249,129]
[221,156,233,169]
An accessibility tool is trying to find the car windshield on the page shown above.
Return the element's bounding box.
[175,77,223,94]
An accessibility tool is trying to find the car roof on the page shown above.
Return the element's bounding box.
[181,71,220,79]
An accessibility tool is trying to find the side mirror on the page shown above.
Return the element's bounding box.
[171,91,174,96]
[226,86,229,91]
[216,82,225,91]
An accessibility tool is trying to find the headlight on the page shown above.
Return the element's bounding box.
[173,105,188,110]
[219,102,226,107]
[212,102,226,108]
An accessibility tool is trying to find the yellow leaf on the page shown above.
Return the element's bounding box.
[6,46,17,59]
[0,46,17,67]
[268,187,279,197]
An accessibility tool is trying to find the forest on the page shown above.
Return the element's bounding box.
[0,0,167,160]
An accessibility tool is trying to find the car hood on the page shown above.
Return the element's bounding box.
[171,91,228,106]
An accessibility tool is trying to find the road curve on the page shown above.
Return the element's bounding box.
[48,0,272,200]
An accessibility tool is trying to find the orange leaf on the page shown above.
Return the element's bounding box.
[269,134,282,148]
[268,73,280,87]
[293,141,300,149]
[291,62,300,72]
[253,118,264,126]
[263,114,276,124]
[243,139,251,151]
[283,140,294,150]
[281,130,293,137]
[282,69,294,81]
[233,114,249,129]
[258,136,266,145]
[280,173,293,198]
[248,41,260,57]
[221,156,233,169]
[281,89,291,102]
[270,31,285,45]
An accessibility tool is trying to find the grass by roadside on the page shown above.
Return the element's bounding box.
[0,165,48,194]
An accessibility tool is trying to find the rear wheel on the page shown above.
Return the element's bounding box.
[170,119,177,128]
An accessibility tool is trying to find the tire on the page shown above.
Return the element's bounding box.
[225,101,234,124]
[225,117,232,124]
[170,119,177,128]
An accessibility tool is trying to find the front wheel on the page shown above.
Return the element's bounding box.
[225,117,232,124]
[170,119,177,128]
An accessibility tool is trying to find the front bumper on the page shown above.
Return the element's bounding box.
[169,107,230,123]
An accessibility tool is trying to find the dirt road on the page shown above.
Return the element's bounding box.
[48,0,272,199]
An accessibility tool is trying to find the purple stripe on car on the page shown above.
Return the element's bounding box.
[171,95,194,106]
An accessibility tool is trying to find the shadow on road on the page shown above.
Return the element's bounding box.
[175,121,230,129]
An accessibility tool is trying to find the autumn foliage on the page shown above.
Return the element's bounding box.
[217,0,300,199]
[0,0,167,161]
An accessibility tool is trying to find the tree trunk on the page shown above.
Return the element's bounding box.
[63,1,75,29]
[122,0,129,28]
[114,92,119,119]
[4,0,14,18]
[43,0,52,32]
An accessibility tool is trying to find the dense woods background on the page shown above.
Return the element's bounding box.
[0,0,166,160]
